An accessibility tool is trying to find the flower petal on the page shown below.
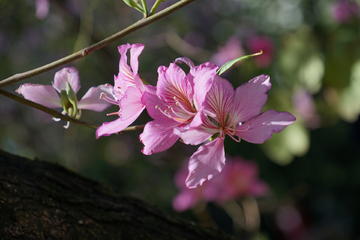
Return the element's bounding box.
[129,43,144,75]
[119,86,144,121]
[186,138,226,188]
[174,112,217,145]
[16,83,61,108]
[231,74,271,123]
[236,110,296,144]
[116,44,134,90]
[142,85,177,123]
[140,120,180,155]
[96,108,142,138]
[156,63,193,110]
[53,67,80,93]
[203,76,234,125]
[77,84,114,112]
[190,62,218,109]
[174,57,195,68]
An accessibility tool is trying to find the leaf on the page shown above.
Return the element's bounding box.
[217,51,263,76]
[123,0,144,13]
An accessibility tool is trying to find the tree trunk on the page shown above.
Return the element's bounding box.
[0,150,237,240]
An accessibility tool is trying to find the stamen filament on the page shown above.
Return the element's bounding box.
[100,93,119,105]
[173,96,196,117]
[106,112,119,116]
[236,122,252,132]
[156,105,172,118]
[226,131,241,142]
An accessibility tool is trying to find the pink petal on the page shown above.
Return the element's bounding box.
[77,84,113,112]
[231,74,271,123]
[186,138,226,189]
[35,0,49,19]
[116,44,134,89]
[140,120,180,155]
[119,86,144,121]
[130,44,145,91]
[16,83,61,108]
[156,64,193,108]
[190,62,218,109]
[53,67,81,93]
[174,112,217,145]
[96,109,142,138]
[142,85,177,123]
[174,57,195,68]
[202,76,234,125]
[129,43,144,74]
[236,110,296,144]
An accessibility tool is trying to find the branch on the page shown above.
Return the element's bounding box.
[0,0,196,89]
[0,149,238,240]
[0,88,145,132]
[0,89,99,129]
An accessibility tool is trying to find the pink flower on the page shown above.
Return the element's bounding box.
[139,57,218,154]
[210,37,244,68]
[331,0,359,23]
[96,43,146,138]
[16,67,113,128]
[173,157,270,212]
[247,36,274,68]
[175,74,296,188]
[35,0,50,19]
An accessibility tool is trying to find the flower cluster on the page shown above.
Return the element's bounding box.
[16,43,295,188]
[97,43,296,188]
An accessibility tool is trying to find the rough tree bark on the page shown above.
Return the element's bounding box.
[0,150,237,240]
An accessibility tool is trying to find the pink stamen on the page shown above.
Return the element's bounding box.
[173,96,196,117]
[236,122,252,132]
[156,105,172,118]
[107,112,119,116]
[226,130,241,142]
[156,105,189,123]
[219,127,225,139]
[100,93,119,105]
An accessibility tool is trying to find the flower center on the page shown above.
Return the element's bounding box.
[156,96,197,124]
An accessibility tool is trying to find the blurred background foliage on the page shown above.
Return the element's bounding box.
[1,0,360,239]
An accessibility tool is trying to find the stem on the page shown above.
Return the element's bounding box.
[141,0,149,17]
[150,0,163,15]
[0,89,99,129]
[0,0,196,89]
[0,88,145,132]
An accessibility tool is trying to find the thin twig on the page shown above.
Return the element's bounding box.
[0,88,146,133]
[0,0,196,89]
[0,89,99,129]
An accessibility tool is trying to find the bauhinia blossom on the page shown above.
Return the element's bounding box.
[173,157,270,212]
[16,67,113,128]
[139,57,217,155]
[96,43,146,138]
[175,74,296,188]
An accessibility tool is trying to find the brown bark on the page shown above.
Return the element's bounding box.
[0,150,237,240]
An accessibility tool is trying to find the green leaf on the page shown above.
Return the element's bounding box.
[123,0,144,13]
[217,50,263,76]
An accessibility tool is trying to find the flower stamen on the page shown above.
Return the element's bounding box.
[173,96,196,117]
[100,92,119,105]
